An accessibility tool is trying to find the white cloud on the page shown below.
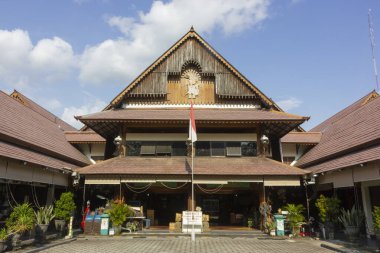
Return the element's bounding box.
[276,97,302,111]
[40,98,63,111]
[0,29,75,88]
[61,99,107,128]
[79,0,271,85]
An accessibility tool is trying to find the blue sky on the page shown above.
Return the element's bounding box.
[0,0,379,130]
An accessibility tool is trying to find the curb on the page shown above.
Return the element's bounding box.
[320,243,347,253]
[22,238,77,253]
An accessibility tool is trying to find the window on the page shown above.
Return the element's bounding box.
[211,142,225,156]
[226,142,241,156]
[283,156,295,165]
[241,142,257,156]
[196,141,210,156]
[126,142,142,156]
[172,142,187,156]
[156,142,171,155]
[140,142,156,155]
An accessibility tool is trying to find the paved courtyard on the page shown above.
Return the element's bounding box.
[35,237,334,253]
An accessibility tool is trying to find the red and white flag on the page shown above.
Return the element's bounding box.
[189,102,197,143]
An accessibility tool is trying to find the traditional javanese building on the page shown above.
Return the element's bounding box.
[0,90,90,217]
[283,90,380,236]
[73,28,309,226]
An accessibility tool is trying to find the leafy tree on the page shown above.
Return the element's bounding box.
[373,206,380,233]
[54,192,76,221]
[315,195,340,223]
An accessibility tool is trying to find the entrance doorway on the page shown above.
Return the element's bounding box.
[197,192,259,226]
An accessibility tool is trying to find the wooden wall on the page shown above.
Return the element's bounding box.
[125,38,259,105]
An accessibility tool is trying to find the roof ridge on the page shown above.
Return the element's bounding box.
[310,90,379,132]
[328,90,380,127]
[10,90,77,131]
[0,91,89,166]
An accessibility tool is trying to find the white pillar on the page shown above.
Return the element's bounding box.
[361,183,374,236]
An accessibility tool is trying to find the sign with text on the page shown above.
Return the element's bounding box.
[182,211,202,233]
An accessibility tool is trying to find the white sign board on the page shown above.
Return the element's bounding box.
[101,218,109,230]
[182,211,202,233]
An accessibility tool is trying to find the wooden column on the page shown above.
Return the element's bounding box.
[257,124,263,156]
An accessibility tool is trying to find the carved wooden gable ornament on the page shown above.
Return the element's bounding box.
[108,28,278,110]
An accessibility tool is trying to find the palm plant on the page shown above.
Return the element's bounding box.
[338,206,364,241]
[6,203,35,234]
[338,206,364,228]
[35,206,55,225]
[283,203,305,235]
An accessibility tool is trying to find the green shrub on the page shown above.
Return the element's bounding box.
[54,192,76,222]
[0,228,8,241]
[283,203,305,235]
[315,195,340,223]
[6,203,35,234]
[372,206,380,233]
[106,203,133,227]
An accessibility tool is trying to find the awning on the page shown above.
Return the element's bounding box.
[193,180,228,185]
[157,179,190,182]
[85,176,120,185]
[121,179,156,183]
[264,178,300,186]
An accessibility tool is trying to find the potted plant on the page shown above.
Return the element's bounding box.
[283,203,305,237]
[54,192,76,232]
[35,206,55,242]
[338,206,364,242]
[265,219,276,236]
[372,206,380,248]
[247,218,253,229]
[315,195,340,239]
[6,203,35,249]
[0,228,9,253]
[106,202,132,235]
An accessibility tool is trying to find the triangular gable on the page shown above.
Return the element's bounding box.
[107,28,279,110]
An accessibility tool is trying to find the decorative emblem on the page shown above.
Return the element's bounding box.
[182,69,201,99]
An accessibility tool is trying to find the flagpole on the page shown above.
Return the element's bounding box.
[189,101,196,241]
[191,140,195,241]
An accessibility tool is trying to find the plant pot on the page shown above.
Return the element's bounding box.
[54,219,66,232]
[270,230,276,236]
[36,224,49,243]
[0,240,6,253]
[375,232,380,250]
[113,226,122,235]
[344,226,359,242]
[11,233,21,250]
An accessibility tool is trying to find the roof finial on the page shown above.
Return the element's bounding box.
[190,25,195,32]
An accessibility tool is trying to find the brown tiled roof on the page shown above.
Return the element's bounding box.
[64,131,105,143]
[281,132,322,144]
[0,91,89,166]
[297,93,380,168]
[76,156,307,176]
[305,143,380,173]
[310,90,378,132]
[0,140,78,170]
[10,90,77,131]
[76,108,308,122]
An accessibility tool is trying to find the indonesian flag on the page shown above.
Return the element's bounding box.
[189,102,197,143]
